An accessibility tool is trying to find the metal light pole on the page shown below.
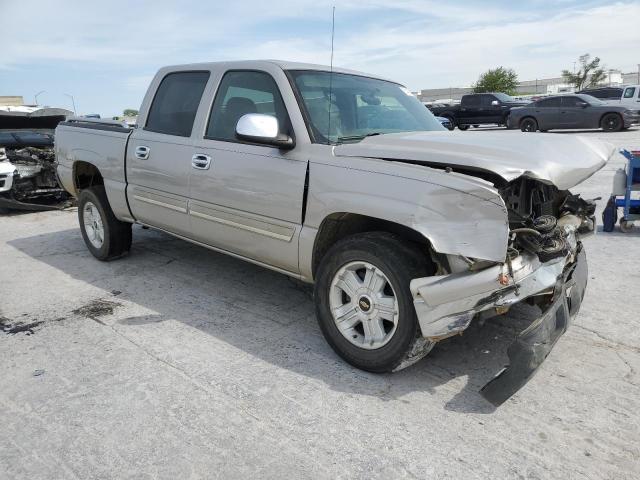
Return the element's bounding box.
[34,90,46,105]
[637,64,639,84]
[64,93,77,115]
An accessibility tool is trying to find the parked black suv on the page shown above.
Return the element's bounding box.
[429,93,529,130]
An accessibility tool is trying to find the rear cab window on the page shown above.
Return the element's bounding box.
[624,87,636,99]
[536,98,561,108]
[145,71,210,137]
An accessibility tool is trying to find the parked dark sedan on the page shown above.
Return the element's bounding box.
[508,94,640,132]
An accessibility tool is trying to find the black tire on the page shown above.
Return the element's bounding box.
[78,186,132,261]
[520,117,538,132]
[458,124,469,131]
[502,115,510,128]
[472,125,480,128]
[314,232,435,373]
[441,115,455,131]
[601,113,623,132]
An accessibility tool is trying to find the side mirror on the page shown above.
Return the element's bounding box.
[491,100,500,106]
[235,114,294,149]
[577,101,589,108]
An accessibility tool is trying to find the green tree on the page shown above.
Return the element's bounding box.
[473,67,519,95]
[561,54,606,90]
[123,108,139,117]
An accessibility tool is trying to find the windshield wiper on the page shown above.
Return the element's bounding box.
[336,132,384,143]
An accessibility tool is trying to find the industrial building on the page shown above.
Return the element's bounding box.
[417,70,640,102]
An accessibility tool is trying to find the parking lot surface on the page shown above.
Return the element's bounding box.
[1,128,640,479]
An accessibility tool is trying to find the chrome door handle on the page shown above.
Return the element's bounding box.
[135,146,150,160]
[191,153,211,170]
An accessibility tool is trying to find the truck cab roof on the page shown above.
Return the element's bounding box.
[157,60,396,84]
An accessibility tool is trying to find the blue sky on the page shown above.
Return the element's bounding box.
[2,0,638,117]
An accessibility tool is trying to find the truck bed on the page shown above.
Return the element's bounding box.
[55,118,134,222]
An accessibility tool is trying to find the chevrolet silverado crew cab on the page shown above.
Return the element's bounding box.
[55,61,615,405]
[429,93,529,130]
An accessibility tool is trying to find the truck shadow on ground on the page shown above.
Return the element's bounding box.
[10,226,545,414]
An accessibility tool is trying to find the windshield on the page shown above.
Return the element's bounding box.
[493,93,517,102]
[288,70,444,144]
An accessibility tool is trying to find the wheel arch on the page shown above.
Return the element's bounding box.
[310,212,438,279]
[73,160,104,194]
[599,111,623,125]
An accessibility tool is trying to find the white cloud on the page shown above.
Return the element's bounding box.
[2,0,637,114]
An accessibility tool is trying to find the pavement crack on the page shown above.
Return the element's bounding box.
[573,324,640,354]
[104,322,263,422]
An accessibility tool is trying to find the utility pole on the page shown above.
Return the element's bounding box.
[637,64,639,84]
[64,93,77,115]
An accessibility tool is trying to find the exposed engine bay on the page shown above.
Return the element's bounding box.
[501,177,596,264]
[0,144,72,210]
[0,107,74,211]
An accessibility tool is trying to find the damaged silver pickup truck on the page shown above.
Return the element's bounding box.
[0,107,73,211]
[54,61,615,405]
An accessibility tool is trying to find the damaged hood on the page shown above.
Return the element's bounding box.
[334,131,616,189]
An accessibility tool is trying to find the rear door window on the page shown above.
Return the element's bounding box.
[462,96,481,107]
[536,98,561,108]
[561,96,582,107]
[145,71,210,137]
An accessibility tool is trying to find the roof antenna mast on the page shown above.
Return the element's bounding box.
[327,5,335,145]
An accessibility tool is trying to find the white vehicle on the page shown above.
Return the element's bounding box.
[611,85,640,108]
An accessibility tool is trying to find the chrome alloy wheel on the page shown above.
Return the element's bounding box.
[83,201,105,248]
[329,261,399,350]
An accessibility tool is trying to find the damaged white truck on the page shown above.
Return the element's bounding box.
[54,61,614,405]
[1,106,73,211]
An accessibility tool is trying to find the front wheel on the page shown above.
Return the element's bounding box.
[601,113,623,132]
[441,116,455,131]
[314,232,435,373]
[458,124,469,131]
[78,186,132,261]
[520,117,538,132]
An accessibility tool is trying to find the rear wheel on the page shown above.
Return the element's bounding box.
[520,117,538,132]
[78,186,132,261]
[601,113,623,132]
[314,232,435,372]
[458,124,469,131]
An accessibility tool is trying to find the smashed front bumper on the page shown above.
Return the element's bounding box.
[410,243,588,405]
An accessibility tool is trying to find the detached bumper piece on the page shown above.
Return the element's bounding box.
[480,245,587,405]
[0,192,70,211]
[410,241,588,406]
